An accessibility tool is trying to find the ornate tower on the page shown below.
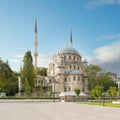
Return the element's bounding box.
[34,18,38,75]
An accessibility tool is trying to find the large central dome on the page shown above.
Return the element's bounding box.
[59,47,80,55]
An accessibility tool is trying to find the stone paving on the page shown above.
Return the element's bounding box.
[0,102,120,120]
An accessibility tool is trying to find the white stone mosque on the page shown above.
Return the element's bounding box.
[33,19,88,96]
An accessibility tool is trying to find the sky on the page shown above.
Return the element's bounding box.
[0,0,120,75]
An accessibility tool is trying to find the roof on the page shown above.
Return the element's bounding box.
[59,47,80,56]
[67,70,83,75]
[59,92,76,96]
[59,92,87,97]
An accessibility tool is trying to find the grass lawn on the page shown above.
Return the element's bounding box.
[78,101,120,108]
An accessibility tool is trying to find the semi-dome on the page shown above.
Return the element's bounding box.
[59,47,80,55]
[67,70,83,75]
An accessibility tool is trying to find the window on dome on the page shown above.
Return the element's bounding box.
[77,56,79,60]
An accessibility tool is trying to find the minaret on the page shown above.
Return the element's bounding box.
[70,30,73,47]
[34,18,38,75]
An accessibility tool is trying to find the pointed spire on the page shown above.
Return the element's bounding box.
[70,30,73,47]
[35,18,37,33]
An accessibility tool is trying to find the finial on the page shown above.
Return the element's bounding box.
[35,17,37,33]
[70,30,72,47]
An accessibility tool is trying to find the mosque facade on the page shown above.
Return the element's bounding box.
[34,20,88,96]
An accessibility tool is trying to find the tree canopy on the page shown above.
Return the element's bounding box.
[87,64,117,92]
[38,68,47,76]
[0,58,18,96]
[21,51,35,95]
[74,88,80,97]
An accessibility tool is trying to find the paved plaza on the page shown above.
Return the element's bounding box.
[0,101,120,120]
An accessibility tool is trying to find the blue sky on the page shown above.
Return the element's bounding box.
[0,0,120,75]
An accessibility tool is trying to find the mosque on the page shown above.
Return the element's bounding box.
[33,19,88,96]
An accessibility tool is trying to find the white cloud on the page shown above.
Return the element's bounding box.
[32,54,52,68]
[9,59,20,63]
[86,40,120,73]
[9,54,23,64]
[14,55,24,59]
[97,33,120,41]
[89,41,120,63]
[9,53,52,71]
[86,0,120,8]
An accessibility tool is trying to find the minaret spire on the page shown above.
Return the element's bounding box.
[70,30,73,47]
[34,18,38,75]
[35,18,37,33]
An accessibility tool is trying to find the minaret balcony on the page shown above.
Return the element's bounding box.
[34,53,38,56]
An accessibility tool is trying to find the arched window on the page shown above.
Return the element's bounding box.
[65,77,67,82]
[73,76,76,80]
[73,56,75,60]
[78,76,80,81]
[64,56,66,60]
[83,80,84,84]
[69,87,71,91]
[49,79,51,83]
[69,76,71,81]
[69,55,71,59]
[41,80,43,84]
[65,87,67,91]
[82,88,84,92]
[69,65,71,69]
[74,65,76,70]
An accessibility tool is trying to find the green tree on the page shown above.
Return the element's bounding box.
[86,64,103,91]
[39,86,44,97]
[24,78,31,96]
[0,58,18,96]
[91,85,103,100]
[38,68,47,76]
[74,88,80,97]
[117,91,120,99]
[86,64,116,92]
[104,80,117,91]
[107,86,117,100]
[21,51,35,95]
